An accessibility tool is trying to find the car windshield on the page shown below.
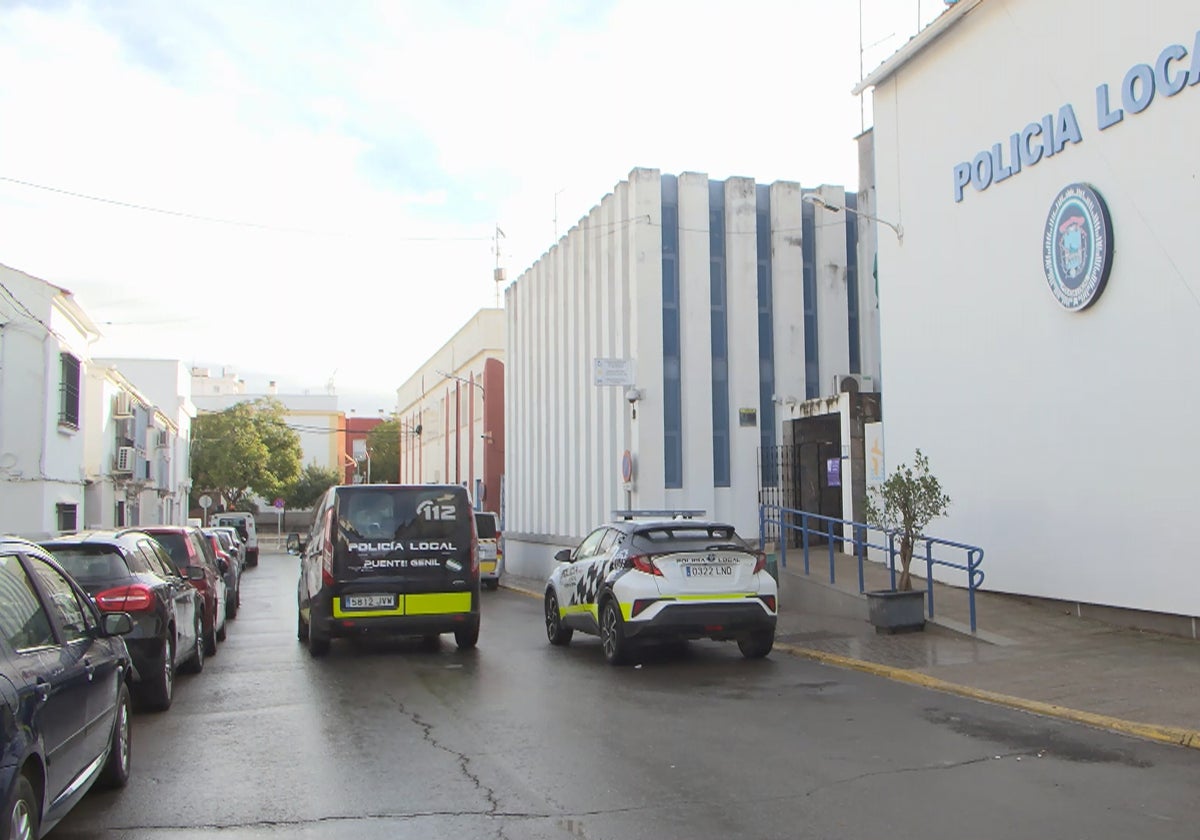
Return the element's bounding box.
[41,546,128,582]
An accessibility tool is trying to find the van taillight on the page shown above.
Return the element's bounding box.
[322,508,335,585]
[95,584,155,612]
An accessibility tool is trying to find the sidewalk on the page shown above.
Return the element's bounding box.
[500,557,1200,750]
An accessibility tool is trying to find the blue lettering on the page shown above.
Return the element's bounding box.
[952,163,971,203]
[1156,44,1188,96]
[971,151,993,192]
[1020,122,1044,167]
[991,143,1014,183]
[1122,63,1155,114]
[1041,113,1057,157]
[1053,104,1082,154]
[1189,30,1200,86]
[1096,83,1124,130]
[1008,133,1023,176]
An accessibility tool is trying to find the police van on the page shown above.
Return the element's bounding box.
[294,484,480,657]
[209,511,259,566]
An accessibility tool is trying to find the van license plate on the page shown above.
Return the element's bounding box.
[344,594,396,609]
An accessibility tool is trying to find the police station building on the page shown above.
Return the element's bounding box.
[855,0,1199,632]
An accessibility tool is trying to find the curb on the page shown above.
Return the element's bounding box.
[500,581,1200,751]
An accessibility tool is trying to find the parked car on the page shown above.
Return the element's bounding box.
[0,537,135,839]
[202,529,241,620]
[294,483,480,657]
[39,530,205,711]
[141,526,228,656]
[543,513,778,664]
[208,512,259,567]
[474,511,502,590]
[208,525,246,571]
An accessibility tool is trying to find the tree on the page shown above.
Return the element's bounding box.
[366,419,400,484]
[191,400,302,511]
[283,463,342,511]
[864,449,951,592]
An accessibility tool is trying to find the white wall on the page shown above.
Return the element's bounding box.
[868,1,1199,614]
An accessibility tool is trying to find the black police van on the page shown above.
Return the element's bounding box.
[293,484,480,657]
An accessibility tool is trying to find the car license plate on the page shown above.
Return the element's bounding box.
[683,565,733,577]
[343,594,396,610]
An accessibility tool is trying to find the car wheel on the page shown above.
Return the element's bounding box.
[454,618,480,650]
[216,611,227,642]
[5,774,38,840]
[599,598,629,666]
[98,683,132,789]
[139,636,174,712]
[203,609,218,656]
[297,608,309,642]
[545,589,573,646]
[247,550,259,568]
[225,586,239,621]
[737,630,775,660]
[180,613,204,674]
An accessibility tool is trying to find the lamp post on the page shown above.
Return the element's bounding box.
[803,193,904,243]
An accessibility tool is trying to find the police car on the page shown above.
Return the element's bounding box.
[543,511,778,664]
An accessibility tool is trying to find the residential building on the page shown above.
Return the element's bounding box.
[852,0,1198,629]
[344,416,383,484]
[394,308,505,514]
[503,168,877,578]
[0,263,100,537]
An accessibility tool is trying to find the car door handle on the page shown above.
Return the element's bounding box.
[35,680,51,703]
[84,660,95,681]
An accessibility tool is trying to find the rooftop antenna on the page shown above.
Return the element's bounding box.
[492,224,506,308]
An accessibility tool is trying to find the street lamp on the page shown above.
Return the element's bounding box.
[436,370,485,399]
[803,193,904,243]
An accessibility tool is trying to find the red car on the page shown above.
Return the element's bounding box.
[142,526,228,655]
[202,529,241,620]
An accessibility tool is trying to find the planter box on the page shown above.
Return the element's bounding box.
[866,589,927,634]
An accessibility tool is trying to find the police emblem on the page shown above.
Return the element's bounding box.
[1042,183,1113,311]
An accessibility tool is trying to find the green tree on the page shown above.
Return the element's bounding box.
[283,463,342,511]
[191,400,302,511]
[864,449,951,591]
[366,419,400,484]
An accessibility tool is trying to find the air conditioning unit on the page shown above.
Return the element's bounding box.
[113,392,133,417]
[833,373,877,395]
[115,446,135,473]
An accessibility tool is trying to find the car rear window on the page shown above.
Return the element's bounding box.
[339,487,472,542]
[474,513,498,539]
[42,546,129,582]
[634,525,748,552]
[150,533,191,567]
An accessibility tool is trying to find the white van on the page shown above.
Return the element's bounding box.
[210,512,259,566]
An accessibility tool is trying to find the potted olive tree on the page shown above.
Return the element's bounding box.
[863,449,951,633]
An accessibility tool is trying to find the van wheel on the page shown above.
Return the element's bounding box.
[308,628,330,658]
[247,549,259,568]
[454,618,480,650]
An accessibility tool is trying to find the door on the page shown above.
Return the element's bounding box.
[560,528,615,631]
[0,553,90,803]
[140,539,197,666]
[24,554,122,770]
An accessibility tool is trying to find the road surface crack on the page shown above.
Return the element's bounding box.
[803,750,1034,797]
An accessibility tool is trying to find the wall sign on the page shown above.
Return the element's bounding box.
[953,28,1200,202]
[826,458,841,488]
[1042,183,1113,312]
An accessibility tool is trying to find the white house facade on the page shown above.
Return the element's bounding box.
[504,168,879,578]
[0,263,99,537]
[854,1,1199,625]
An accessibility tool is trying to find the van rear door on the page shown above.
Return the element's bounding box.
[332,487,475,593]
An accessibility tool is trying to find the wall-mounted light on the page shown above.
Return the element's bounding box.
[804,193,904,243]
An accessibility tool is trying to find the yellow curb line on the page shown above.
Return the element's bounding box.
[774,642,1200,751]
[502,582,1199,751]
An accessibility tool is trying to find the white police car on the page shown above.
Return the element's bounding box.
[543,512,778,664]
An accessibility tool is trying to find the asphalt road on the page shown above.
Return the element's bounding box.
[54,553,1200,840]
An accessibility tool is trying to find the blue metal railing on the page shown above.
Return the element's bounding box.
[758,504,986,633]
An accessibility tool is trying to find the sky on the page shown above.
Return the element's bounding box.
[0,0,947,415]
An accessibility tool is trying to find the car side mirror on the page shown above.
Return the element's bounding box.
[218,558,229,575]
[103,612,134,636]
[286,533,301,554]
[554,548,573,564]
[186,566,205,581]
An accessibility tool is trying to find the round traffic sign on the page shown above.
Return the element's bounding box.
[198,494,212,509]
[273,498,285,509]
[620,450,634,483]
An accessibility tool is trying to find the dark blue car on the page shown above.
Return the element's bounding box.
[0,537,134,839]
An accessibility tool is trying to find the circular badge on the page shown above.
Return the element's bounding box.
[1042,183,1113,311]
